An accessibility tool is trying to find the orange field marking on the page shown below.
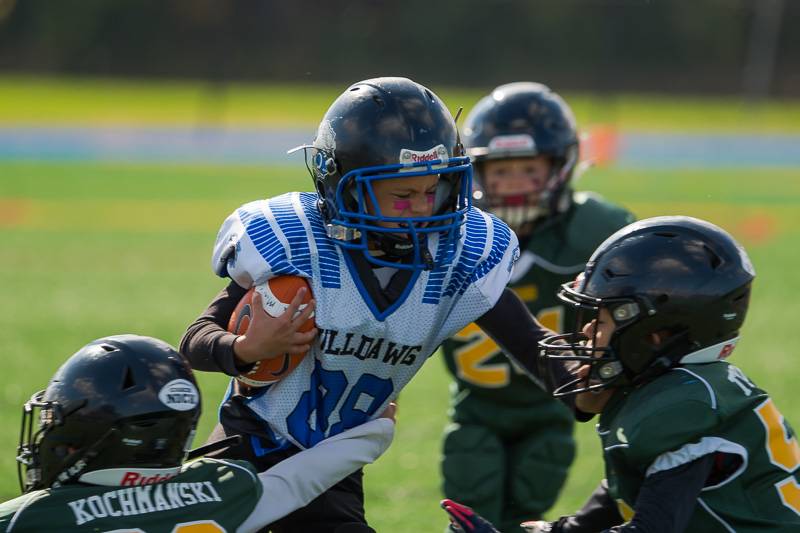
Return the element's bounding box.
[0,199,28,227]
[582,124,620,167]
[737,213,779,246]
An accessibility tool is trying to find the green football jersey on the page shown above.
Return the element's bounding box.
[442,192,635,409]
[599,362,800,531]
[0,458,262,532]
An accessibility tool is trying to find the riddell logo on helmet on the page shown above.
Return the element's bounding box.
[399,144,449,170]
[120,471,177,486]
[409,152,438,162]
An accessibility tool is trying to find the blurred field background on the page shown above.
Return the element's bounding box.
[2,1,800,531]
[2,78,799,531]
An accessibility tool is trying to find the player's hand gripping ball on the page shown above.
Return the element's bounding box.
[228,276,315,387]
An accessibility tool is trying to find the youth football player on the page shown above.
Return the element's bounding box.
[180,77,577,532]
[2,335,393,532]
[440,82,634,531]
[443,216,800,532]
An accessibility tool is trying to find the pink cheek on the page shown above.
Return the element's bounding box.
[427,194,435,204]
[392,200,412,211]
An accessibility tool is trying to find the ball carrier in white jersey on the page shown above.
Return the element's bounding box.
[181,77,582,533]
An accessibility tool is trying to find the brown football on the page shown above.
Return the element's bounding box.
[227,275,314,387]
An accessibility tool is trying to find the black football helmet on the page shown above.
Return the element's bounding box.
[293,77,472,271]
[463,82,579,232]
[17,335,201,492]
[539,216,755,396]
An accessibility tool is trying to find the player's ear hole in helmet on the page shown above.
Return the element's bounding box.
[17,335,201,492]
[289,77,472,271]
[539,216,755,396]
[464,82,579,235]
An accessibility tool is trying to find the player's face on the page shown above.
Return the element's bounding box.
[369,173,440,229]
[574,307,617,414]
[581,307,616,350]
[482,156,551,203]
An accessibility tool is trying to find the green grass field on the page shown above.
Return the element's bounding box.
[3,76,800,132]
[1,77,800,531]
[2,163,799,530]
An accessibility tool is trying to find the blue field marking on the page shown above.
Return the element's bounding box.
[0,126,311,164]
[617,131,800,168]
[3,127,800,167]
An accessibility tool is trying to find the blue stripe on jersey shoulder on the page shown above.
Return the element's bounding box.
[268,194,312,274]
[237,194,306,277]
[238,193,341,288]
[443,208,489,298]
[469,212,512,285]
[298,192,341,288]
[440,209,512,298]
[422,231,458,304]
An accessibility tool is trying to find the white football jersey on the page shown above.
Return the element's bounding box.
[212,192,519,450]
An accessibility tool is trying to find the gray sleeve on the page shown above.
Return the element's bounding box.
[236,418,395,533]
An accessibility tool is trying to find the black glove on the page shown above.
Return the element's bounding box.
[440,499,500,533]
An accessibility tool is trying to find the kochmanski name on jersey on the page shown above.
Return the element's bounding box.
[67,481,222,526]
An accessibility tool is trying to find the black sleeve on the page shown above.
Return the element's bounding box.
[553,479,624,533]
[603,454,715,533]
[556,455,714,533]
[179,280,254,377]
[475,288,592,421]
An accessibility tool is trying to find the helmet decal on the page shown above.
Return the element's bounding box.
[314,120,337,177]
[315,119,337,153]
[158,379,200,411]
[487,134,536,153]
[399,144,449,169]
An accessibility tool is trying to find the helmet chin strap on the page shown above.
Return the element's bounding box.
[376,232,413,256]
[628,330,693,387]
[48,427,118,490]
[369,232,434,270]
